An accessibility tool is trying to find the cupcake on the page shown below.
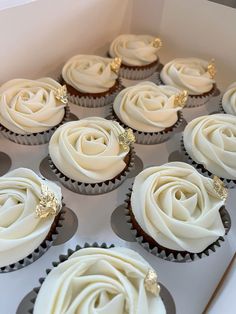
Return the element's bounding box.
[61,55,123,107]
[112,81,187,144]
[33,245,166,314]
[221,82,236,115]
[49,117,135,194]
[126,162,230,262]
[0,168,63,272]
[160,58,217,107]
[0,78,69,145]
[109,34,162,80]
[183,114,236,186]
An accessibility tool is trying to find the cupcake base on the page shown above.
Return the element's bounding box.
[59,76,123,107]
[156,73,217,108]
[125,189,231,262]
[181,138,236,188]
[119,59,160,80]
[49,148,135,195]
[0,208,66,273]
[109,110,184,145]
[0,106,70,145]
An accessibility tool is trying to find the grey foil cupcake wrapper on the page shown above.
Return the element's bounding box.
[156,73,217,108]
[0,207,66,273]
[27,242,175,314]
[119,61,160,80]
[49,147,135,195]
[181,138,236,188]
[124,189,231,262]
[109,110,184,145]
[59,76,123,108]
[0,106,70,145]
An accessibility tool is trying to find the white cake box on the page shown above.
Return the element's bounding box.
[0,1,235,314]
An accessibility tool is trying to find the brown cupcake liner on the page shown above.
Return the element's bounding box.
[156,73,217,108]
[119,61,160,80]
[0,106,70,145]
[59,76,123,108]
[48,147,135,195]
[124,188,231,262]
[0,205,66,273]
[181,138,236,188]
[28,242,174,314]
[109,109,184,145]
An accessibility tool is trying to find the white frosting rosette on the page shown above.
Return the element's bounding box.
[222,82,236,115]
[62,55,118,94]
[0,78,66,135]
[33,247,166,314]
[0,168,62,269]
[131,162,226,254]
[49,118,133,191]
[183,114,236,180]
[109,34,161,66]
[160,58,216,107]
[113,82,183,133]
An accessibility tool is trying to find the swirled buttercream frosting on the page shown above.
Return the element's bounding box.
[49,117,131,183]
[183,114,236,179]
[222,82,236,115]
[33,247,166,314]
[0,78,66,134]
[0,168,62,267]
[131,162,225,253]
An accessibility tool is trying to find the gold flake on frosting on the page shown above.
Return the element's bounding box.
[213,176,228,201]
[110,57,122,74]
[174,90,188,108]
[152,37,163,49]
[36,184,61,218]
[118,128,135,151]
[144,269,160,296]
[55,85,68,104]
[207,59,216,79]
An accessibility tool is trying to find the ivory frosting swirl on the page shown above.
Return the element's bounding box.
[131,162,225,253]
[222,82,236,115]
[183,114,236,179]
[62,55,118,93]
[109,34,161,66]
[160,58,215,95]
[113,82,182,132]
[0,168,62,267]
[0,78,66,134]
[49,117,130,184]
[33,247,166,314]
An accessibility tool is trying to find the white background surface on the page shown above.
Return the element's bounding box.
[0,0,235,314]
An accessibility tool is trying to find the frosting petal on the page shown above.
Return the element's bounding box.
[113,82,182,132]
[131,162,225,253]
[109,34,161,66]
[222,82,236,115]
[49,117,129,183]
[62,55,118,93]
[0,78,66,134]
[183,114,236,179]
[160,58,215,95]
[0,168,62,267]
[33,247,166,314]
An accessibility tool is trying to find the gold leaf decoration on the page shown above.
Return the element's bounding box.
[36,184,61,219]
[152,37,163,49]
[144,269,161,296]
[118,128,135,151]
[55,85,68,104]
[174,90,188,108]
[207,59,216,79]
[213,176,228,201]
[110,57,122,74]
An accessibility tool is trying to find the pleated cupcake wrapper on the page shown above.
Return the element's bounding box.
[124,189,231,262]
[119,61,160,80]
[156,73,217,108]
[0,207,66,273]
[0,105,71,145]
[58,76,123,108]
[180,138,236,188]
[109,110,183,145]
[28,242,115,314]
[218,97,226,113]
[48,147,135,195]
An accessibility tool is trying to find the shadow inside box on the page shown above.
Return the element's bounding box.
[0,151,12,175]
[168,149,188,163]
[67,112,79,121]
[127,155,144,178]
[16,281,176,314]
[39,156,58,181]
